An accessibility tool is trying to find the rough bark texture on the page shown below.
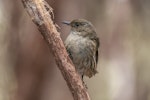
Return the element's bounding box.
[21,0,91,100]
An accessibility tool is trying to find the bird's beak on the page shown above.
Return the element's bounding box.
[62,21,70,25]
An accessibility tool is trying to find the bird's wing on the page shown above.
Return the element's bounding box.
[95,37,99,64]
[90,34,100,64]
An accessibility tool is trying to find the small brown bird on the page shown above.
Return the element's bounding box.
[63,19,100,81]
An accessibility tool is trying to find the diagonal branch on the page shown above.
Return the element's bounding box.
[21,0,91,100]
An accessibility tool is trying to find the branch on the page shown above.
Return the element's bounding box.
[21,0,91,100]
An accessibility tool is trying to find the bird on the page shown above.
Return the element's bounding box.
[62,19,100,82]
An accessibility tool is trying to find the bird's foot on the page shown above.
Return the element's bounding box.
[81,75,88,89]
[82,81,88,89]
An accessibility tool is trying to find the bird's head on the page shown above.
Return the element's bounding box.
[62,19,95,36]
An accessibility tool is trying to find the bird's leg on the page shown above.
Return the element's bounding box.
[82,75,84,81]
[81,75,88,89]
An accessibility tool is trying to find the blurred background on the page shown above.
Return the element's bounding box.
[0,0,150,100]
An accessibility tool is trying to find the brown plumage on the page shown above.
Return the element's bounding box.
[63,19,100,80]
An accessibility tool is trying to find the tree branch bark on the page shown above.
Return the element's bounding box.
[21,0,91,100]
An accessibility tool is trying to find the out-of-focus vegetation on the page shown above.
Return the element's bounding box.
[0,0,150,100]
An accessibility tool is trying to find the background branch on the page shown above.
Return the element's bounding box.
[21,0,91,100]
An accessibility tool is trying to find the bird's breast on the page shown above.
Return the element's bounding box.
[65,33,88,53]
[65,32,96,59]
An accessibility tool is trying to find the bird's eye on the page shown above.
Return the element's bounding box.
[75,23,79,27]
